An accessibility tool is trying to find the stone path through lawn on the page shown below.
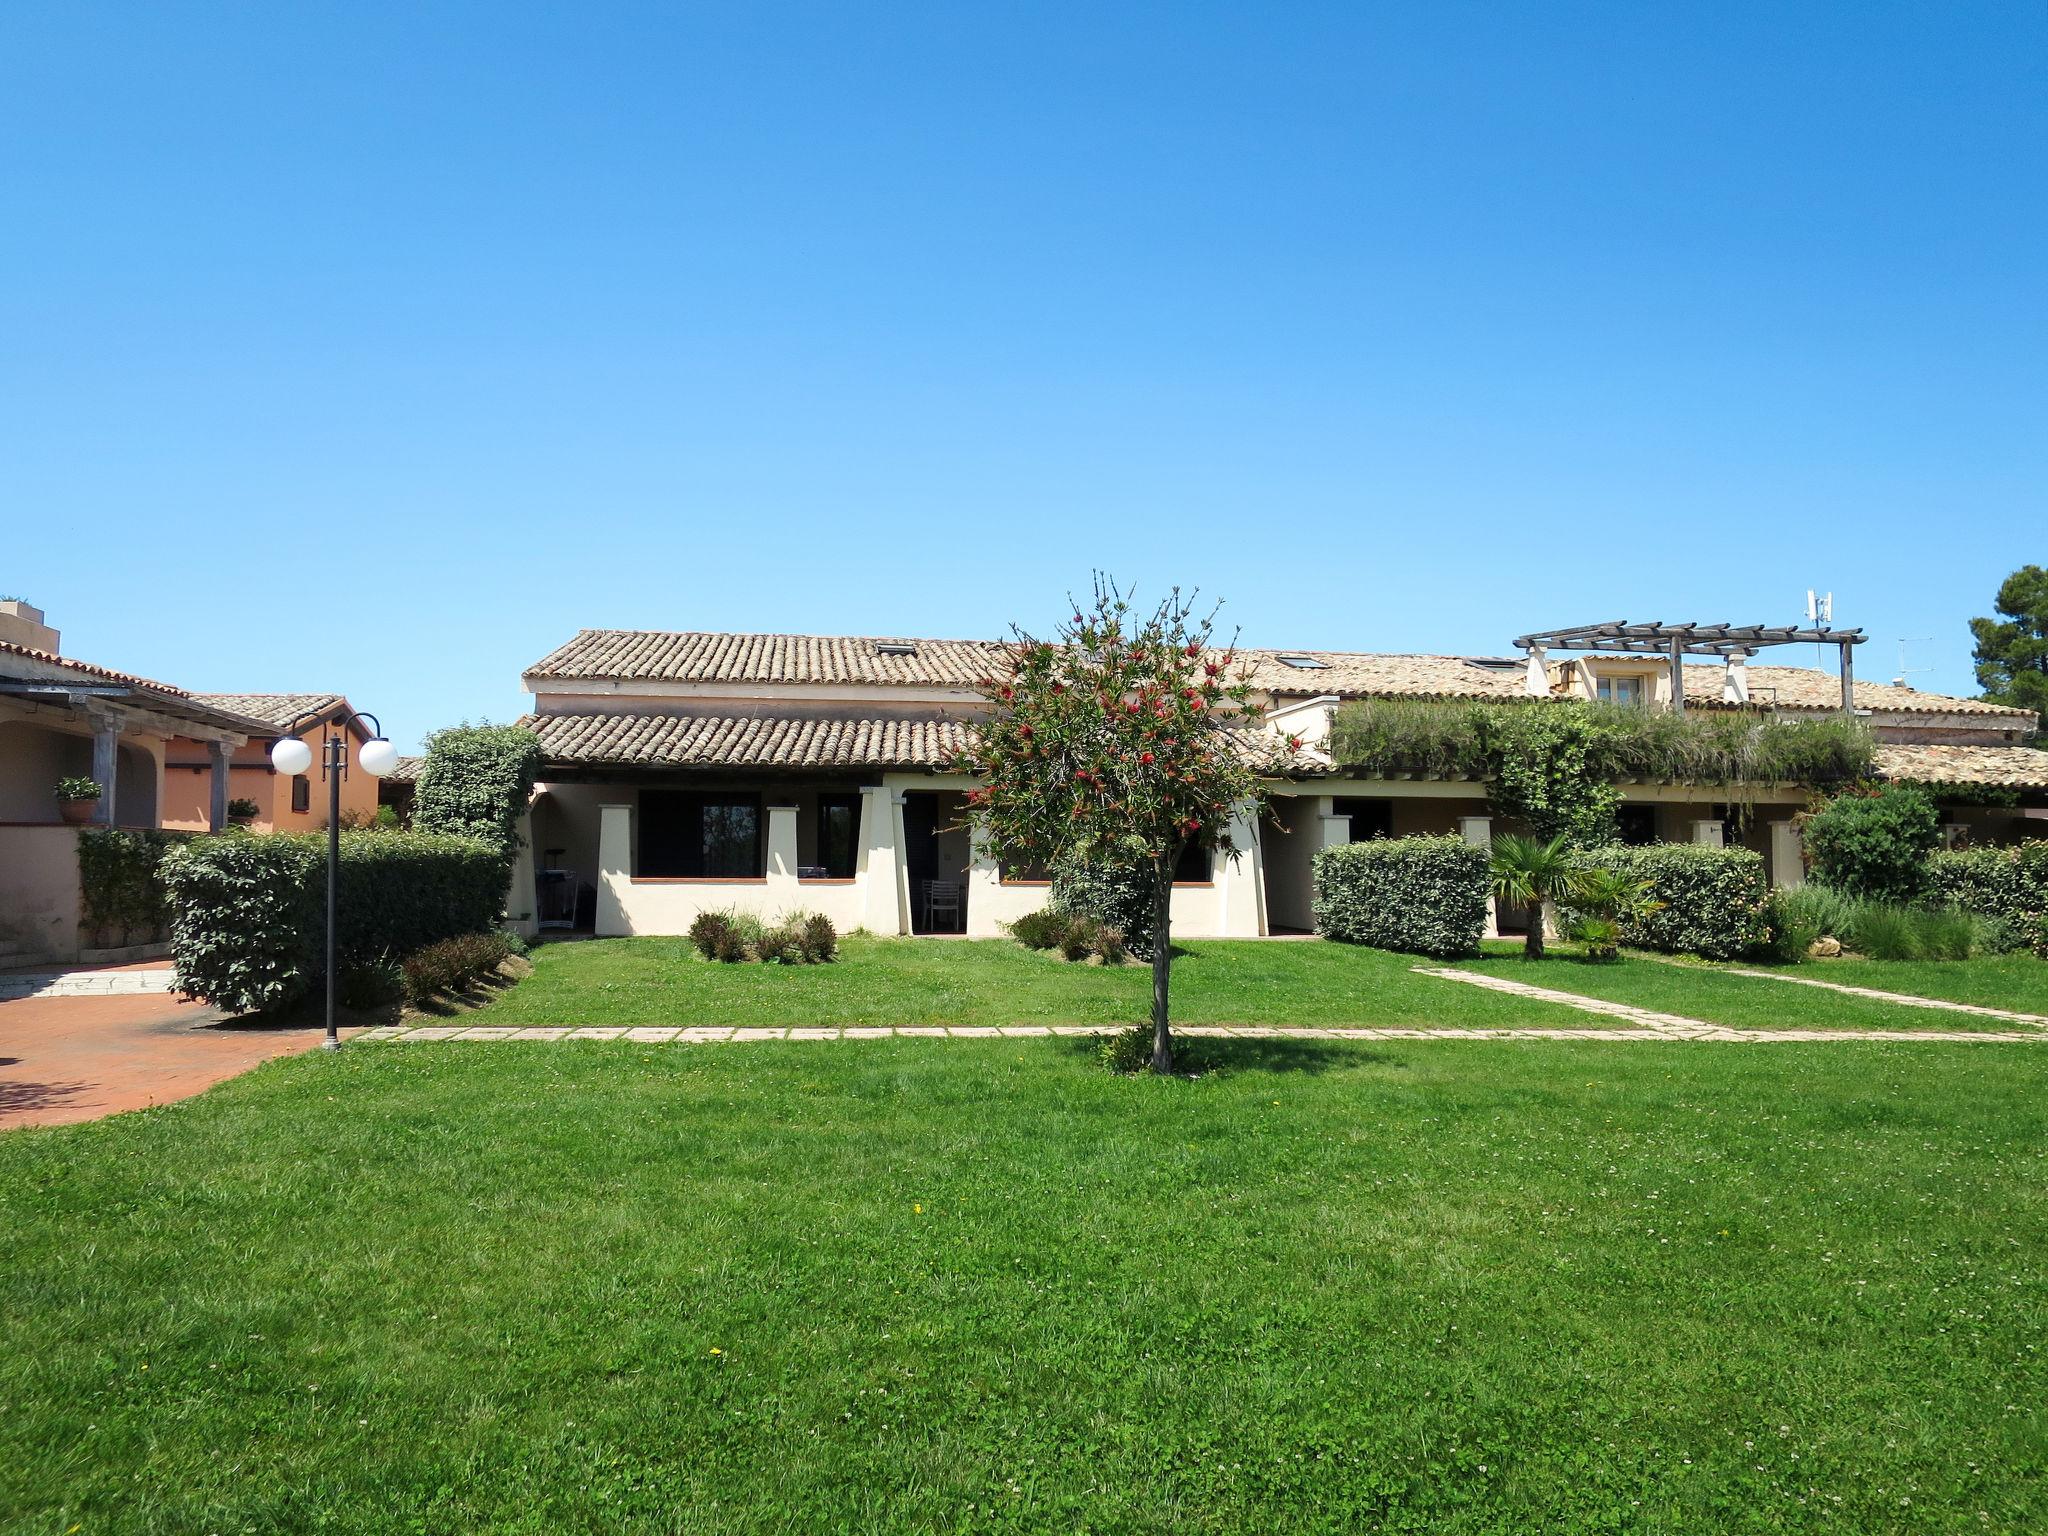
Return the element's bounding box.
[1719,966,2048,1027]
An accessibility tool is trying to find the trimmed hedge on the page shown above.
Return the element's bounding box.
[1562,842,1770,960]
[1802,785,1940,903]
[414,723,542,863]
[163,830,506,1015]
[1312,835,1491,958]
[1930,840,2048,931]
[76,827,188,948]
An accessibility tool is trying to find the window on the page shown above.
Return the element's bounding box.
[874,641,918,657]
[639,791,762,878]
[1174,842,1212,883]
[1333,797,1393,841]
[814,794,862,879]
[1275,655,1329,670]
[1000,853,1051,883]
[1617,805,1657,846]
[1596,675,1647,707]
[291,776,309,814]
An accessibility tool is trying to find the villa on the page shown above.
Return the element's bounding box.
[508,623,2047,941]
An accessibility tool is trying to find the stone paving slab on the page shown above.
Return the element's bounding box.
[1414,967,1726,1036]
[0,969,180,1001]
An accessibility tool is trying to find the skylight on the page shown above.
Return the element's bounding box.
[1275,655,1328,669]
[874,641,919,657]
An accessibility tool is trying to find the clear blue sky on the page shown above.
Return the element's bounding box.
[3,3,2042,750]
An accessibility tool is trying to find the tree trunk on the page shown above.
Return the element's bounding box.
[1525,899,1546,960]
[1149,856,1174,1073]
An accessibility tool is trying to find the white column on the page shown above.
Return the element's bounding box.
[1459,815,1499,939]
[1523,647,1549,697]
[596,802,633,937]
[765,803,799,910]
[858,786,906,934]
[1216,801,1266,937]
[504,802,539,937]
[1690,819,1725,848]
[1768,820,1805,890]
[1317,794,1351,851]
[966,825,1004,937]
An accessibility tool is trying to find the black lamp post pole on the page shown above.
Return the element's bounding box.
[277,708,383,1052]
[324,731,343,1049]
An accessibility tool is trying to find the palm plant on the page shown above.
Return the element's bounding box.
[1489,833,1582,959]
[1567,867,1660,961]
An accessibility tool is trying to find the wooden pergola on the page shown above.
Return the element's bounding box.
[1512,621,1868,715]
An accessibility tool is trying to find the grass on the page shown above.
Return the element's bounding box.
[1458,946,2043,1033]
[472,935,1602,1030]
[5,1040,2048,1532]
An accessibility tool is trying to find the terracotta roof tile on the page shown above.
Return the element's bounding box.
[524,712,975,770]
[0,638,196,698]
[1872,743,2048,790]
[526,631,1006,687]
[190,693,347,729]
[1692,666,2032,719]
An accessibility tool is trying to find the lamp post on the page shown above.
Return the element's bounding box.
[271,710,400,1050]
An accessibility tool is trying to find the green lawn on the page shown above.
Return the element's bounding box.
[472,935,1603,1030]
[1727,953,2048,1017]
[1457,948,2043,1033]
[4,1041,2045,1532]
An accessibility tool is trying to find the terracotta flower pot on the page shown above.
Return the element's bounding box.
[59,798,99,825]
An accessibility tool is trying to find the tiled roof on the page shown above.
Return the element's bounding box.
[384,755,425,784]
[524,712,975,769]
[526,631,1008,687]
[1695,667,2032,719]
[0,640,274,733]
[526,711,1324,777]
[0,638,196,698]
[190,693,347,729]
[1872,743,2048,789]
[1239,650,1533,700]
[524,628,2029,722]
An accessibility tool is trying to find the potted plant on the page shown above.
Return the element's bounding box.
[226,797,260,826]
[55,775,103,824]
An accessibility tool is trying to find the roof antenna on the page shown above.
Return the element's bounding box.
[1892,637,1932,690]
[1805,589,1833,669]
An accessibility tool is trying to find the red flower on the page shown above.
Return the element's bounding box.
[1287,735,1302,751]
[1019,723,1034,737]
[1185,642,1201,657]
[1140,752,1155,765]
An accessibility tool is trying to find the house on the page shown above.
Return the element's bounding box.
[508,624,2047,941]
[377,755,424,825]
[161,694,381,832]
[0,601,273,962]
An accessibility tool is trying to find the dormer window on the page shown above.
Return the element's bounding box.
[875,641,918,658]
[1596,675,1647,707]
[1275,655,1328,670]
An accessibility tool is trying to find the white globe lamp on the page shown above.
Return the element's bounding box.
[358,737,399,778]
[270,736,314,776]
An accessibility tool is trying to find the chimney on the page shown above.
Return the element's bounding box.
[0,599,60,655]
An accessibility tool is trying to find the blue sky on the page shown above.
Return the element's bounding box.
[3,3,2042,749]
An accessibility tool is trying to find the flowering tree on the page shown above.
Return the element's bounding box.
[959,579,1277,1072]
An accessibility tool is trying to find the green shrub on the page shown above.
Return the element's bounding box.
[754,923,806,964]
[337,954,404,1010]
[163,830,506,1015]
[1802,785,1940,903]
[688,911,733,960]
[413,722,542,864]
[401,931,516,1003]
[1566,867,1658,962]
[1929,840,2048,935]
[54,774,102,803]
[1560,843,1770,960]
[1839,902,1981,963]
[1005,909,1066,950]
[1050,853,1158,959]
[76,828,187,947]
[226,797,260,820]
[799,913,838,963]
[1091,924,1129,966]
[1311,835,1491,958]
[1058,918,1096,963]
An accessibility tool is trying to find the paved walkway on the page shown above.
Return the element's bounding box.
[0,965,180,1001]
[0,970,348,1130]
